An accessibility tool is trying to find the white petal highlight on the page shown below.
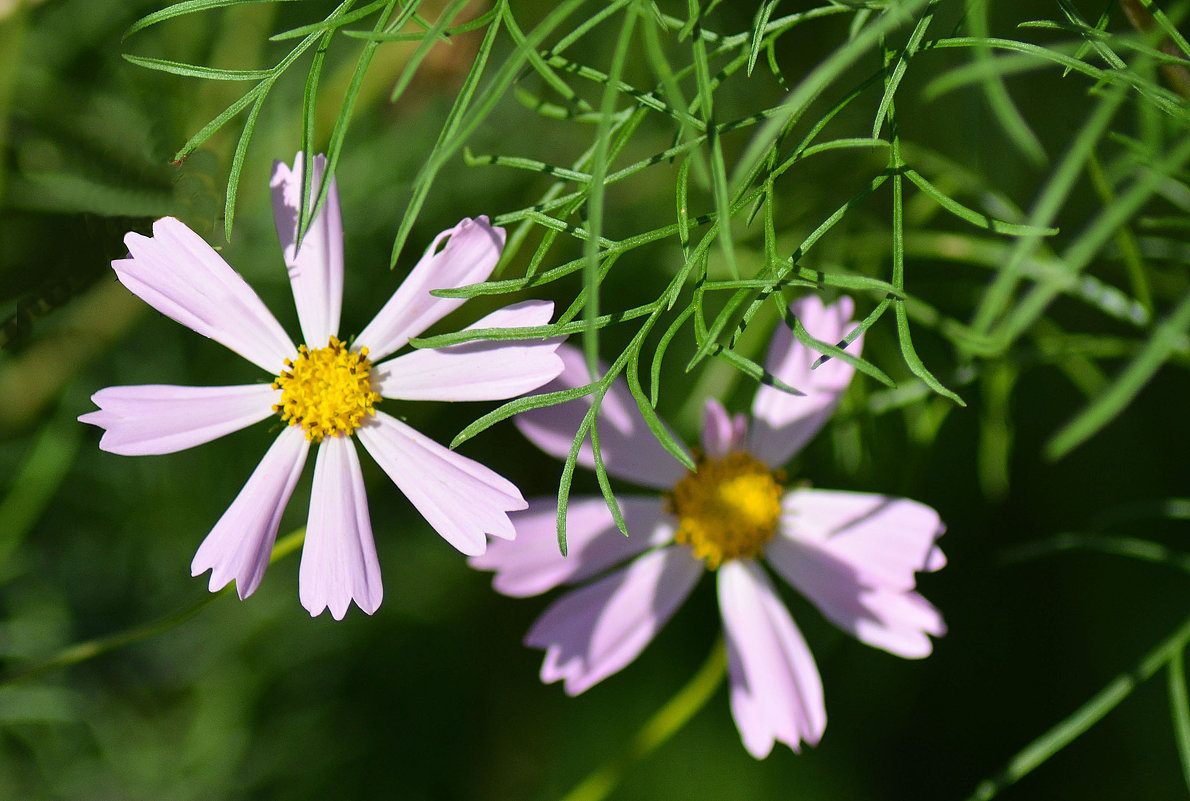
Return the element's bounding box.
[355,216,505,361]
[191,426,310,599]
[748,295,861,467]
[115,217,296,373]
[271,153,344,347]
[356,411,525,556]
[527,545,703,695]
[469,495,675,597]
[300,436,383,619]
[373,300,563,401]
[718,559,826,758]
[79,383,278,456]
[766,489,946,658]
[516,345,689,490]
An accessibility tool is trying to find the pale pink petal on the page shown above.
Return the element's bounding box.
[777,489,946,588]
[355,216,505,361]
[515,345,688,490]
[115,217,296,373]
[271,153,343,347]
[469,495,675,597]
[748,295,861,467]
[527,545,703,695]
[700,397,748,458]
[300,436,383,619]
[373,300,563,401]
[718,559,826,758]
[765,489,946,658]
[191,426,310,599]
[355,411,525,556]
[79,383,278,456]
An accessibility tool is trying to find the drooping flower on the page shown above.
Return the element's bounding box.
[470,295,945,758]
[80,153,564,619]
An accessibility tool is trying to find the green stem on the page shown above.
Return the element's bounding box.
[0,528,305,686]
[558,636,727,801]
[965,609,1190,801]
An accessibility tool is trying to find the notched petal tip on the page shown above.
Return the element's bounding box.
[299,437,384,621]
[190,427,309,604]
[525,547,702,696]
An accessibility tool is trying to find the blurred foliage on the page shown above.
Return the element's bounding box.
[2,0,1190,799]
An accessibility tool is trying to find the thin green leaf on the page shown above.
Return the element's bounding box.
[747,0,780,76]
[902,168,1059,236]
[994,132,1190,349]
[171,84,264,163]
[0,528,305,686]
[303,0,403,245]
[890,109,963,404]
[650,305,694,407]
[450,381,601,449]
[712,345,803,397]
[964,0,1046,165]
[1046,287,1190,459]
[690,4,737,281]
[730,0,929,194]
[389,0,594,267]
[1002,533,1190,574]
[787,309,895,387]
[120,55,271,80]
[223,85,270,239]
[626,351,695,472]
[125,0,302,39]
[969,84,1128,338]
[1134,0,1190,58]
[389,0,470,103]
[871,0,937,138]
[1170,649,1190,795]
[584,6,637,379]
[269,0,391,39]
[588,404,628,538]
[965,611,1190,801]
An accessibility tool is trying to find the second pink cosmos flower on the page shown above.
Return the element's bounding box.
[472,295,946,758]
[81,153,564,619]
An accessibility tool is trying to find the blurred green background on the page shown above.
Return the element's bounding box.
[2,0,1190,799]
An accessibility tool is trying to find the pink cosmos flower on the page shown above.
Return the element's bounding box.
[471,295,946,758]
[80,153,564,620]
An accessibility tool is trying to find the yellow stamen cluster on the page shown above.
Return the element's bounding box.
[272,336,381,442]
[667,451,783,570]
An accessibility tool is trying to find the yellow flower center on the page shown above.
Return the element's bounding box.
[668,451,783,570]
[272,336,381,442]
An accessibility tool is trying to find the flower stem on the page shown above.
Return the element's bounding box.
[558,635,728,801]
[0,527,305,687]
[965,609,1190,801]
